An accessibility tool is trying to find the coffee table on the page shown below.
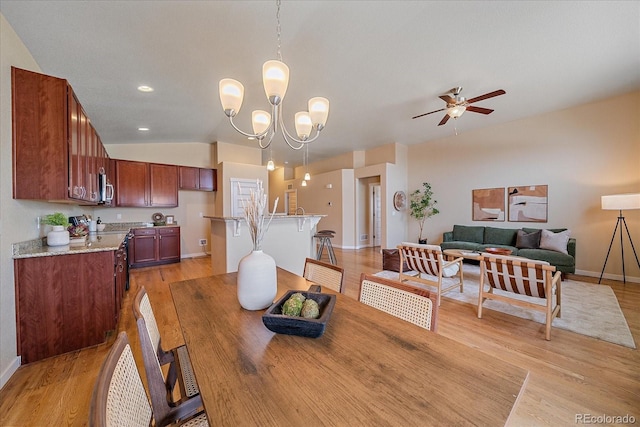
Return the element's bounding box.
[443,248,483,261]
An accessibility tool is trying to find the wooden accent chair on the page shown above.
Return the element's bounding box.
[303,257,345,293]
[359,273,438,332]
[133,287,204,426]
[90,331,208,427]
[478,253,562,340]
[397,243,464,306]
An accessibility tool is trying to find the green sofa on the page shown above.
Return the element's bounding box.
[440,225,576,274]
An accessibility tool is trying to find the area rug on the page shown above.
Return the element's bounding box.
[375,265,636,349]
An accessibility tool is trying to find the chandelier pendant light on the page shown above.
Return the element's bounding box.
[219,0,329,151]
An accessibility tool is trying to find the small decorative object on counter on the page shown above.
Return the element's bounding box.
[42,212,70,246]
[152,212,165,226]
[237,180,280,310]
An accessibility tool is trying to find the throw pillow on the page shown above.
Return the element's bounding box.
[516,229,541,249]
[539,229,570,254]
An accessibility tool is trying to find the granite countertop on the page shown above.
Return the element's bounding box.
[13,232,129,259]
[12,222,181,259]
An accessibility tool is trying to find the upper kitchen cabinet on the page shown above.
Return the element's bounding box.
[115,160,178,207]
[179,166,217,191]
[12,67,110,204]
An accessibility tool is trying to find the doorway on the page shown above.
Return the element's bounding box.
[369,183,381,247]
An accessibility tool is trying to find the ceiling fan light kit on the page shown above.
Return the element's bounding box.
[413,87,506,126]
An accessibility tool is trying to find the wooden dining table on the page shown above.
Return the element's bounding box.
[170,267,529,426]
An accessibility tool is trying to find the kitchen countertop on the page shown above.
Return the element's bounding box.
[12,222,181,259]
[12,232,129,259]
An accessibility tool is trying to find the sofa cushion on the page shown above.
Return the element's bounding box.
[516,229,541,249]
[382,249,410,273]
[452,225,484,244]
[540,229,571,254]
[518,248,574,267]
[484,227,517,246]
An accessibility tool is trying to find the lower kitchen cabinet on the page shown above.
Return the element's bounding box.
[14,251,117,364]
[129,226,181,268]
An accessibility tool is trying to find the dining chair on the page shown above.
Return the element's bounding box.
[89,331,208,427]
[359,273,438,332]
[133,287,204,426]
[397,242,464,306]
[303,257,344,293]
[478,253,561,340]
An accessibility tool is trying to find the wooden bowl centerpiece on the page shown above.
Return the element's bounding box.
[484,247,513,256]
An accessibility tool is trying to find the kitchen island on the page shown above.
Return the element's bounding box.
[205,214,326,276]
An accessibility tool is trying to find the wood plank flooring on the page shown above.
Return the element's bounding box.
[1,248,638,426]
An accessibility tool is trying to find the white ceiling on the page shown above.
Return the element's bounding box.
[2,1,639,168]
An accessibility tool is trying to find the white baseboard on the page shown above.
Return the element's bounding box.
[575,269,640,284]
[181,252,209,259]
[0,356,21,390]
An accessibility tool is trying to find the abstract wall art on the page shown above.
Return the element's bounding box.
[472,187,505,221]
[508,185,548,222]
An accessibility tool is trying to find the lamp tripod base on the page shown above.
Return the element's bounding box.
[598,211,640,284]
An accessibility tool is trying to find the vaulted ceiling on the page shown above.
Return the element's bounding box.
[2,1,639,167]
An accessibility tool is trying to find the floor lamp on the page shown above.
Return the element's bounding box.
[599,193,640,284]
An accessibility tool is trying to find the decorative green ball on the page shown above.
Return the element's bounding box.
[301,299,320,319]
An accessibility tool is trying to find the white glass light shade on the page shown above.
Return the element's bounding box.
[252,110,271,135]
[219,79,244,115]
[301,180,307,187]
[295,112,313,140]
[308,97,330,127]
[447,105,466,118]
[304,172,311,181]
[267,160,275,171]
[263,60,289,103]
[601,193,640,210]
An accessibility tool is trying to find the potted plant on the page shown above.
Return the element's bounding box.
[409,182,439,244]
[42,212,70,246]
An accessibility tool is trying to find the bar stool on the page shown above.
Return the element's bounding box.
[315,230,337,265]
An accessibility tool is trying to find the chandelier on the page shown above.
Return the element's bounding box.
[218,0,329,151]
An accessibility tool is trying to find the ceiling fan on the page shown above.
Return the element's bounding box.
[412,87,506,126]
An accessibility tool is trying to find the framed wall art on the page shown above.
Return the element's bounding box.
[508,185,548,222]
[472,188,505,221]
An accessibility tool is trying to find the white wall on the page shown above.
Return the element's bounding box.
[406,91,640,281]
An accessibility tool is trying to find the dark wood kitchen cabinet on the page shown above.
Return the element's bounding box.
[129,226,181,268]
[115,160,178,207]
[179,166,217,191]
[12,67,109,204]
[14,251,117,364]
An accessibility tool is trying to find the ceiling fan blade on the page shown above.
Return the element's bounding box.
[412,108,445,119]
[439,95,455,104]
[466,106,494,115]
[466,89,506,104]
[438,114,450,126]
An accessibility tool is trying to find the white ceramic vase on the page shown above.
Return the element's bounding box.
[47,225,70,246]
[237,250,277,310]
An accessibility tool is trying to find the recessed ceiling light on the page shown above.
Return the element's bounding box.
[138,127,150,131]
[137,85,154,93]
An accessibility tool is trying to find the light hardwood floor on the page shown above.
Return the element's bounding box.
[1,248,638,426]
